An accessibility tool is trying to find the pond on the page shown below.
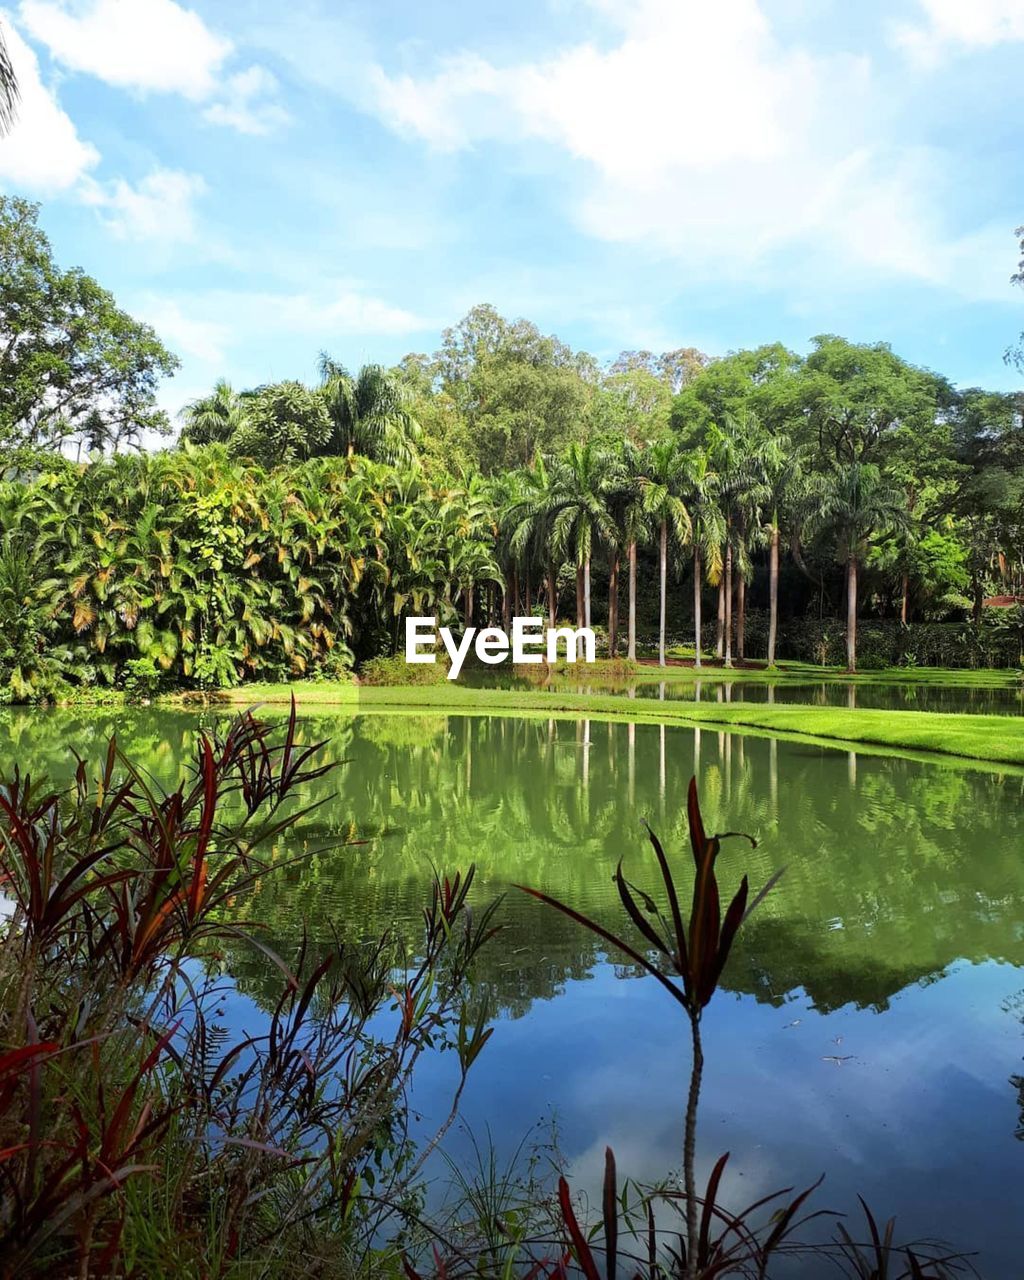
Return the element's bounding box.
[2,701,1022,1274]
[465,671,1024,716]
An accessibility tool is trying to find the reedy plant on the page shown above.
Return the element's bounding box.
[439,777,968,1280]
[0,700,501,1275]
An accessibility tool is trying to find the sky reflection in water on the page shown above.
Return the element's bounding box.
[2,702,1022,1273]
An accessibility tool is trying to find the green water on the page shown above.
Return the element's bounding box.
[2,702,1023,1273]
[467,671,1024,715]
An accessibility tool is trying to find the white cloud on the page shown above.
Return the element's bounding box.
[290,291,428,336]
[134,285,432,419]
[136,297,230,364]
[362,0,1009,301]
[211,286,431,339]
[202,66,290,136]
[135,286,429,369]
[18,0,287,133]
[366,0,807,170]
[79,168,206,242]
[18,0,230,98]
[893,0,1024,64]
[0,19,98,190]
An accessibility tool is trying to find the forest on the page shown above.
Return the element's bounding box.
[2,195,1024,701]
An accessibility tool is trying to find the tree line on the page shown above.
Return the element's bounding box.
[2,198,1023,697]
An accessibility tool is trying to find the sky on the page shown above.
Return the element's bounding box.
[1,0,1023,425]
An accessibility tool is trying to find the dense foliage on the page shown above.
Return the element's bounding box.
[0,706,503,1276]
[0,447,506,699]
[1,202,1023,697]
[0,199,178,455]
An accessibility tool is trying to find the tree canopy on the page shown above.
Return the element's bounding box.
[0,197,179,454]
[1,198,1023,695]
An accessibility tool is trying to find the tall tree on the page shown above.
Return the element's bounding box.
[433,305,596,473]
[180,380,245,445]
[506,454,560,626]
[671,343,802,439]
[808,463,908,672]
[750,429,806,666]
[609,440,650,661]
[640,438,692,667]
[682,449,725,670]
[1008,224,1024,371]
[0,197,179,453]
[705,415,755,668]
[795,334,946,465]
[550,442,615,647]
[227,381,332,467]
[319,356,421,464]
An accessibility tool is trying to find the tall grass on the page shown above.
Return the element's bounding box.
[0,701,499,1276]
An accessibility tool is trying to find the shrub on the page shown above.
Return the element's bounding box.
[359,653,450,685]
[0,704,499,1275]
[701,612,1022,669]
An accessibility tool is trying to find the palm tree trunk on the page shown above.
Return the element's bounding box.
[716,580,725,658]
[767,525,779,666]
[724,536,733,668]
[737,574,746,662]
[584,557,592,630]
[846,556,858,672]
[608,549,619,657]
[512,566,520,616]
[576,562,589,662]
[547,561,557,628]
[693,546,702,669]
[900,572,909,625]
[627,539,637,662]
[464,580,473,629]
[525,565,532,613]
[659,519,667,667]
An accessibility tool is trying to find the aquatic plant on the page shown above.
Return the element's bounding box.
[0,700,500,1275]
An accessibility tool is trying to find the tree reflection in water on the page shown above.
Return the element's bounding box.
[3,702,1024,1266]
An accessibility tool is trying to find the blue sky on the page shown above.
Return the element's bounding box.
[1,0,1023,424]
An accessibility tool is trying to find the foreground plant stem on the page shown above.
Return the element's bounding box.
[684,1009,704,1280]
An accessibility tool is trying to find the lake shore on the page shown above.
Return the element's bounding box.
[196,677,1024,770]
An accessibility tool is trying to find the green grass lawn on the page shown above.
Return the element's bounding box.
[205,679,1024,770]
[573,656,1024,689]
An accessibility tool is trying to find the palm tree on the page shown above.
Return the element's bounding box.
[318,355,421,465]
[705,416,753,668]
[749,430,806,667]
[549,442,615,646]
[808,463,907,672]
[640,438,691,667]
[610,441,650,661]
[1,20,18,135]
[506,455,559,626]
[434,471,498,626]
[180,380,245,445]
[682,450,725,670]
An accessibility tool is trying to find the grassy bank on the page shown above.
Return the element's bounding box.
[205,680,1024,770]
[562,656,1024,688]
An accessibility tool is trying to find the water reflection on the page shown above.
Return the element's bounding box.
[466,670,1024,716]
[2,705,1023,1272]
[5,705,1023,1016]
